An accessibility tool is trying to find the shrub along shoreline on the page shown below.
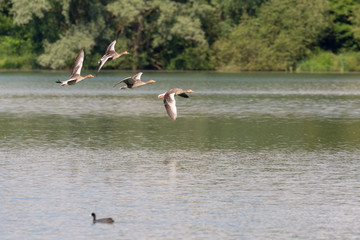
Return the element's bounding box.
[2,51,360,73]
[296,52,360,73]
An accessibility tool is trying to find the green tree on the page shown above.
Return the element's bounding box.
[106,0,210,70]
[5,0,223,70]
[6,0,112,69]
[0,0,37,68]
[213,0,330,71]
[36,0,109,69]
[321,0,360,52]
[352,4,360,46]
[10,0,51,25]
[211,0,267,25]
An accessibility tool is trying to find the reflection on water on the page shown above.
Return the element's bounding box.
[1,71,360,239]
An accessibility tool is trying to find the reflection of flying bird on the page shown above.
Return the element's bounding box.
[56,49,94,86]
[158,88,194,121]
[113,72,156,90]
[97,40,129,72]
[90,213,114,224]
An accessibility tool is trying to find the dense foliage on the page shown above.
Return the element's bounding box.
[0,0,360,71]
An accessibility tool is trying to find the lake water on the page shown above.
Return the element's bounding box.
[1,71,360,239]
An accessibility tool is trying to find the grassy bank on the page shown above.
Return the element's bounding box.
[296,51,360,72]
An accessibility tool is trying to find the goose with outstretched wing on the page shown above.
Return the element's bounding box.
[158,88,194,121]
[97,40,129,72]
[113,72,156,90]
[56,49,94,86]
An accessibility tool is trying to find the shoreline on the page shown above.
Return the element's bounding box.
[1,68,360,74]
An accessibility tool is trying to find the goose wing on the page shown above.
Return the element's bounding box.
[70,49,84,78]
[164,92,177,121]
[66,78,78,85]
[56,77,77,86]
[132,72,143,82]
[113,76,136,88]
[97,55,111,72]
[106,40,116,54]
[177,93,190,98]
[97,40,116,72]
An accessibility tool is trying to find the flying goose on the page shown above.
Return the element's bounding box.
[56,49,94,86]
[113,72,156,89]
[98,40,129,72]
[158,88,194,121]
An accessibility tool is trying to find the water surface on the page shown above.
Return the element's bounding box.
[1,71,360,239]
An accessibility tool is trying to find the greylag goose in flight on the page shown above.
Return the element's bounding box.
[91,213,114,224]
[158,88,194,121]
[97,40,129,72]
[113,72,156,89]
[56,49,94,86]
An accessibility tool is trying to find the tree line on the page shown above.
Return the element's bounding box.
[0,0,359,72]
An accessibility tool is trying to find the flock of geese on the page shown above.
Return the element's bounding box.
[56,40,194,121]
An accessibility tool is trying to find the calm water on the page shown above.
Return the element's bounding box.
[1,71,360,239]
